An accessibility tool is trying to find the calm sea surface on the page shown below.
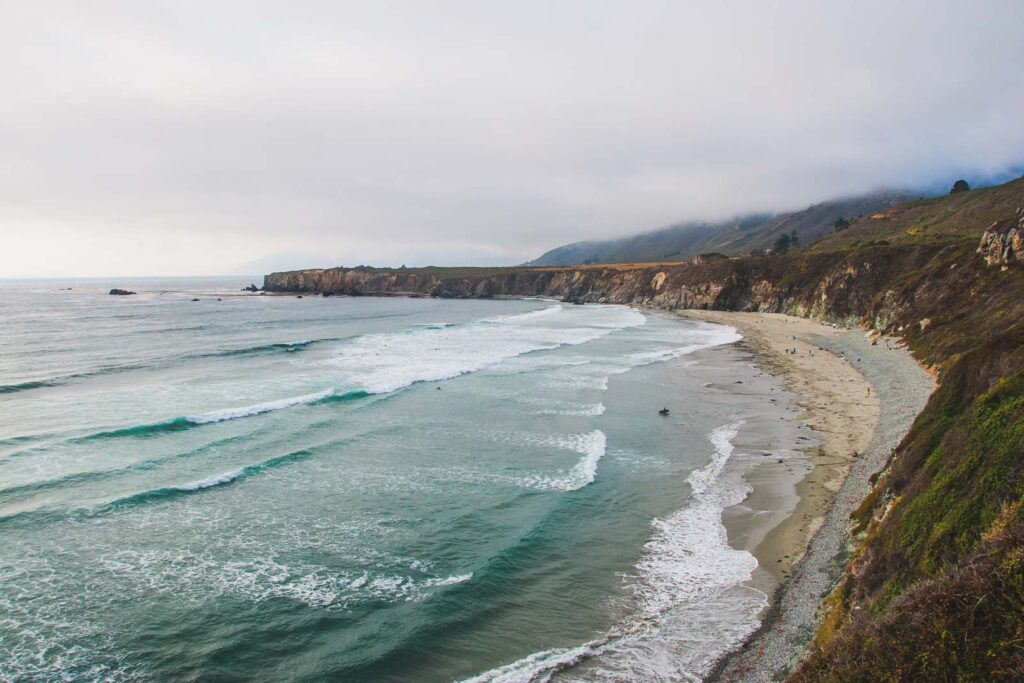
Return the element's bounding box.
[0,278,766,682]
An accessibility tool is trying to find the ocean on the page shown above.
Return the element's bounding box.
[0,277,784,682]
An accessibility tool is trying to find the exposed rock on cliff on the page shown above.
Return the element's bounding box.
[977,208,1024,267]
[263,242,999,365]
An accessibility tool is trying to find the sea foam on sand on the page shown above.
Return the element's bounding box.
[461,422,767,682]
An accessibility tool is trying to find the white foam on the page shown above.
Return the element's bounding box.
[174,469,244,491]
[185,389,333,425]
[89,549,471,613]
[423,572,473,587]
[536,402,606,416]
[633,423,755,614]
[463,421,766,682]
[326,305,646,396]
[533,323,740,395]
[172,304,652,430]
[490,304,565,322]
[521,430,607,492]
[460,642,598,683]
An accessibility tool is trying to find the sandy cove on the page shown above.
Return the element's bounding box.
[708,312,879,587]
[679,311,934,682]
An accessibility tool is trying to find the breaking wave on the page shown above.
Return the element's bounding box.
[462,422,766,682]
[520,430,608,492]
[0,339,329,395]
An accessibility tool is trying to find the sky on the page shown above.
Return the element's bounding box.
[2,1,1023,277]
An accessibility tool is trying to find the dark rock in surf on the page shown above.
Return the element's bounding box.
[108,288,136,295]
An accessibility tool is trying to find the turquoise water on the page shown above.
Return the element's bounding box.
[0,278,764,681]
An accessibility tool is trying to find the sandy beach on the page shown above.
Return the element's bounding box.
[680,311,934,681]
[700,312,879,589]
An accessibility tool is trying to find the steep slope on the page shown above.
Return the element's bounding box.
[812,175,1024,251]
[793,323,1024,681]
[788,184,1024,680]
[527,214,770,265]
[266,176,1024,680]
[528,190,916,266]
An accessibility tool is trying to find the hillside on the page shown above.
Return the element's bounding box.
[811,175,1024,251]
[266,177,1024,680]
[528,190,916,266]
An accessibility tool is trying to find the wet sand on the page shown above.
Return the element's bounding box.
[678,311,932,681]
[698,313,878,591]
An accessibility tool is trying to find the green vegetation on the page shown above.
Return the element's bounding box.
[795,359,1024,681]
[529,190,915,266]
[951,178,971,193]
[794,503,1024,680]
[812,176,1024,252]
[789,178,1024,681]
[337,264,525,279]
[772,229,799,254]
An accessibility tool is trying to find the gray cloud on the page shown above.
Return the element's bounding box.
[2,0,1023,276]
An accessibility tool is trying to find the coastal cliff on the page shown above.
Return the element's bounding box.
[266,180,1024,680]
[264,240,1005,368]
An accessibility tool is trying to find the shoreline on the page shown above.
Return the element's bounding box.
[679,311,933,681]
[693,312,879,597]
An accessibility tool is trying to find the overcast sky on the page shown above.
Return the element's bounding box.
[2,1,1023,277]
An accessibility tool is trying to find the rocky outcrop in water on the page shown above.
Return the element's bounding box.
[108,288,137,295]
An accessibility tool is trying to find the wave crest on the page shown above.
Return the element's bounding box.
[521,430,607,492]
[462,421,765,682]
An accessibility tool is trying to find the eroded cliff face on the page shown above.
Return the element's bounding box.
[263,242,988,363]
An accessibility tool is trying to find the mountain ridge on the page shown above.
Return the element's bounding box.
[527,189,919,266]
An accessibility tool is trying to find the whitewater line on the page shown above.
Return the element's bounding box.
[461,421,765,682]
